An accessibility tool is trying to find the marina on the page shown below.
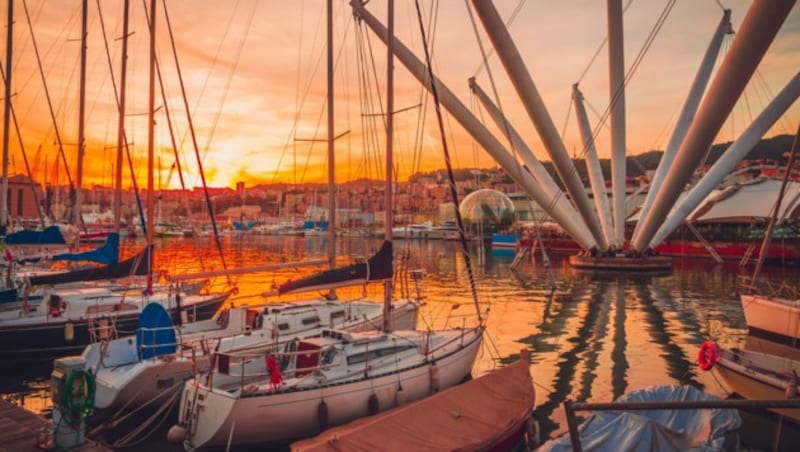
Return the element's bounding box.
[0,234,799,449]
[0,0,798,449]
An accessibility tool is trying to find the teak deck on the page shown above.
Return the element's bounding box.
[0,400,109,452]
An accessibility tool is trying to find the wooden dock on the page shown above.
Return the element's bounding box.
[0,400,109,452]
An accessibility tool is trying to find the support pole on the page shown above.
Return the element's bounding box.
[607,0,626,247]
[632,10,731,245]
[573,84,615,248]
[350,0,597,251]
[470,78,592,244]
[632,0,795,253]
[469,0,607,251]
[649,72,800,248]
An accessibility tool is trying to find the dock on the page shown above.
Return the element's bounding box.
[0,400,109,452]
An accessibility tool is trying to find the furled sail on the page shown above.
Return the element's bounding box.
[28,245,152,286]
[277,240,393,295]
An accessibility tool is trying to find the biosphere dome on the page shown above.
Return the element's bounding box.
[458,189,515,235]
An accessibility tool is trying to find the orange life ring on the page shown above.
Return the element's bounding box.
[697,340,719,371]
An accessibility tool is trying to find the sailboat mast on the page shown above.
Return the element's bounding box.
[75,0,88,231]
[114,0,130,233]
[326,0,337,299]
[146,0,156,293]
[382,0,394,332]
[1,0,12,231]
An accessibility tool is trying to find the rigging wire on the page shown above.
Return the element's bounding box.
[413,0,482,324]
[160,0,233,286]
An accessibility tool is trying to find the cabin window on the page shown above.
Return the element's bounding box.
[301,316,320,326]
[330,311,345,320]
[346,345,416,365]
[277,323,289,331]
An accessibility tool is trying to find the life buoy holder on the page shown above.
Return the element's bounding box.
[697,340,719,371]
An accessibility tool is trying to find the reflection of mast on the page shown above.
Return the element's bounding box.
[610,281,628,399]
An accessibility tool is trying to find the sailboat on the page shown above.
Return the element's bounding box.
[739,125,800,341]
[174,3,483,449]
[0,0,231,363]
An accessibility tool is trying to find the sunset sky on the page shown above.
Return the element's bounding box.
[2,1,798,190]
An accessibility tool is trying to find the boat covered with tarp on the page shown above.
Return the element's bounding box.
[540,385,741,451]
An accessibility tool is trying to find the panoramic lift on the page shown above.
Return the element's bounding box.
[354,0,797,271]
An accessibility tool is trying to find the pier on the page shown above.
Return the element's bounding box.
[0,400,109,451]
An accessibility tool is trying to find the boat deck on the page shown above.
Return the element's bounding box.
[0,400,109,451]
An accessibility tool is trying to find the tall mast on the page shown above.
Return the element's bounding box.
[74,0,87,231]
[1,0,12,230]
[146,0,156,293]
[382,0,394,332]
[114,0,130,232]
[607,0,626,247]
[326,0,337,299]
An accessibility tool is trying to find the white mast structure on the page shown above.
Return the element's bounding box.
[572,84,614,247]
[607,0,626,248]
[631,10,731,246]
[469,0,608,252]
[469,78,593,245]
[649,73,800,248]
[349,0,597,251]
[632,0,796,253]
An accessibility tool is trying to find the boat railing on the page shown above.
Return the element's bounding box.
[563,398,800,452]
[209,346,337,390]
[737,275,798,299]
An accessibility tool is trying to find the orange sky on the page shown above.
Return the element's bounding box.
[2,1,798,190]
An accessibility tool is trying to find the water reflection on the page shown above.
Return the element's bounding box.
[2,234,798,443]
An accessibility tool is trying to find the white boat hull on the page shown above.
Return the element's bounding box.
[181,328,483,450]
[91,300,419,411]
[741,294,800,340]
[714,347,800,422]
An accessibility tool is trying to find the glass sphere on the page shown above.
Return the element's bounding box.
[458,189,515,233]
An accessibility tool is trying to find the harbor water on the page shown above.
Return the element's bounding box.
[1,233,799,449]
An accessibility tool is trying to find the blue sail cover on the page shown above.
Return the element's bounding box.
[51,232,119,265]
[136,303,177,360]
[4,226,66,245]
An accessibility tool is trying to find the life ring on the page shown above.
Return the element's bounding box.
[697,340,719,371]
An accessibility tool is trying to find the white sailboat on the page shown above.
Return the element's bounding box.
[174,3,484,448]
[740,125,800,341]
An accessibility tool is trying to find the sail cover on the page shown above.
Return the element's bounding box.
[4,226,66,245]
[50,232,120,264]
[278,240,393,295]
[28,245,152,286]
[136,303,177,359]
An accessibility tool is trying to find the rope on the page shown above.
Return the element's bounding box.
[413,0,482,325]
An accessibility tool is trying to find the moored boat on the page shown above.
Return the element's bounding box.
[0,284,230,361]
[741,293,800,341]
[291,349,535,452]
[177,325,483,450]
[705,342,800,422]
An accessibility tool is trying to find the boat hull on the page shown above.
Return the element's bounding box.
[181,328,483,450]
[714,348,800,423]
[741,294,800,341]
[0,292,229,362]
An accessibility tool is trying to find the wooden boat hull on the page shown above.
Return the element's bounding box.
[741,294,800,341]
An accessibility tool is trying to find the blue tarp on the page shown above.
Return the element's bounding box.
[136,303,177,360]
[4,226,66,245]
[541,385,741,452]
[51,233,119,265]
